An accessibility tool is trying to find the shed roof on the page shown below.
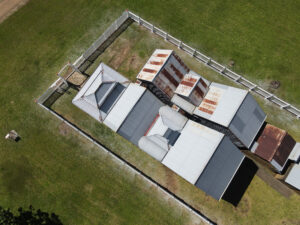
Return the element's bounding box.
[137,49,173,82]
[285,162,300,190]
[162,120,224,184]
[193,82,248,127]
[175,71,201,97]
[175,71,209,97]
[254,124,296,168]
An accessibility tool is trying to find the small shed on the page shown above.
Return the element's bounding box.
[193,82,266,148]
[137,49,190,98]
[253,124,296,172]
[174,70,210,106]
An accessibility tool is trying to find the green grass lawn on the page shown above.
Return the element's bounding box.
[50,23,300,225]
[0,0,299,224]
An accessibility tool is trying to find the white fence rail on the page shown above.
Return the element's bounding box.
[127,11,300,119]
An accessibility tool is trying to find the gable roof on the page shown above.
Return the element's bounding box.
[137,49,173,82]
[162,120,224,184]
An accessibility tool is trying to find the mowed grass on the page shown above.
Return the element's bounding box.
[51,23,300,225]
[0,0,299,224]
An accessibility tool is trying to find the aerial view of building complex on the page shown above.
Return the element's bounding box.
[0,1,299,225]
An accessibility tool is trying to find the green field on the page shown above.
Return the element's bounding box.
[0,0,299,224]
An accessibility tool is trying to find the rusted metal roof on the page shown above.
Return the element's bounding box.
[137,49,190,98]
[255,124,296,166]
[137,49,173,82]
[175,73,200,97]
[174,71,210,106]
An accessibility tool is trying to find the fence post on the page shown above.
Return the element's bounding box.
[178,41,182,49]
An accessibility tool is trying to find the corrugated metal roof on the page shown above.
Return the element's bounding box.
[137,49,173,82]
[162,120,224,184]
[171,94,196,114]
[175,72,200,97]
[193,82,248,127]
[72,63,129,122]
[254,124,295,167]
[228,93,266,148]
[195,136,245,200]
[116,90,164,145]
[103,83,146,131]
[285,162,300,190]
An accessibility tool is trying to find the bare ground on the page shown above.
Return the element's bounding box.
[0,0,29,24]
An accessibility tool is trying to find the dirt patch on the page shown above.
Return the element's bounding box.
[124,53,144,72]
[270,80,281,89]
[164,167,178,192]
[0,0,29,24]
[235,194,251,215]
[256,167,293,198]
[58,122,71,136]
[108,42,131,70]
[84,184,94,193]
[67,71,87,86]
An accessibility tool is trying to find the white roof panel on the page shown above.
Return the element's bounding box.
[146,116,169,137]
[193,82,248,127]
[285,163,300,190]
[171,94,196,114]
[162,120,224,184]
[103,83,146,131]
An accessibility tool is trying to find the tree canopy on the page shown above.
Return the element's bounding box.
[0,205,63,225]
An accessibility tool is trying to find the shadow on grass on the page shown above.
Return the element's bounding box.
[223,157,258,206]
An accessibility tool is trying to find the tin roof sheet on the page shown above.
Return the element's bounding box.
[195,136,245,200]
[175,71,200,97]
[137,49,173,82]
[162,120,224,184]
[193,82,248,127]
[285,162,300,190]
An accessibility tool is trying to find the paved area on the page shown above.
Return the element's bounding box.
[0,0,29,24]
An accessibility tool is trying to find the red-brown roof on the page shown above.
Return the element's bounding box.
[255,124,295,166]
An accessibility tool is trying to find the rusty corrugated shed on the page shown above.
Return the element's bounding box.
[137,49,190,98]
[254,124,296,166]
[174,71,210,106]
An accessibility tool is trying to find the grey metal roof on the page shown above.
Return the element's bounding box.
[229,93,266,148]
[117,90,164,146]
[195,136,245,200]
